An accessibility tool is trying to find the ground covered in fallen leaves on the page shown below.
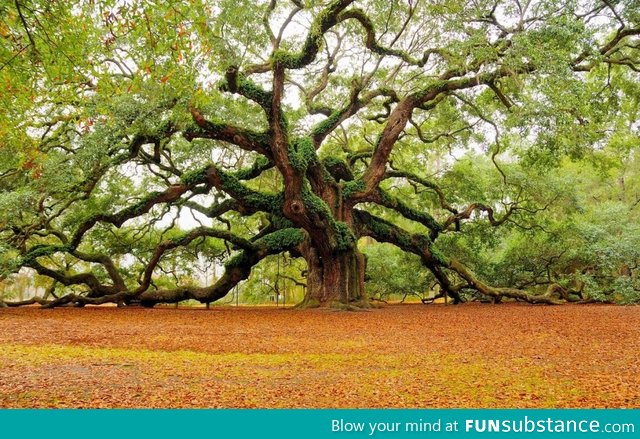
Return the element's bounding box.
[1,303,639,408]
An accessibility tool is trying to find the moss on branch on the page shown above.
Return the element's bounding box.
[301,185,332,217]
[335,221,356,252]
[224,228,304,270]
[337,8,427,66]
[256,228,305,253]
[321,156,353,183]
[180,168,208,186]
[377,190,442,234]
[210,166,284,213]
[311,108,347,140]
[224,251,252,269]
[184,118,271,155]
[219,70,273,111]
[342,179,365,199]
[22,244,71,266]
[269,0,354,69]
[233,156,273,180]
[289,137,318,173]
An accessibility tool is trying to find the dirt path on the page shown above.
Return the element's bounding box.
[1,303,638,408]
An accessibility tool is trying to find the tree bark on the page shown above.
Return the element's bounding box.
[299,245,367,308]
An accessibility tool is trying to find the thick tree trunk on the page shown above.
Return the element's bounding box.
[299,246,367,308]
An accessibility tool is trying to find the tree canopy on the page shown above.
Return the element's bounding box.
[0,0,639,308]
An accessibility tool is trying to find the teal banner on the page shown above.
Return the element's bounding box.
[0,409,638,438]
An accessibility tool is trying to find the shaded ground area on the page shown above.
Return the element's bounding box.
[1,304,639,408]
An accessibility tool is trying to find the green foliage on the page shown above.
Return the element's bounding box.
[362,242,434,301]
[440,156,640,304]
[0,0,638,307]
[236,254,307,304]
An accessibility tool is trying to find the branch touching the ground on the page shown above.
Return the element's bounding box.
[3,228,307,309]
[353,209,460,303]
[133,226,255,295]
[353,209,564,305]
[447,259,564,305]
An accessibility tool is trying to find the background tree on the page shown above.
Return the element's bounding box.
[0,0,638,308]
[436,153,640,303]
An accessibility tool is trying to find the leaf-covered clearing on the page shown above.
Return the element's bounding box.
[0,304,638,408]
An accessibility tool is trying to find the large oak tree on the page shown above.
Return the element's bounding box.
[1,0,638,308]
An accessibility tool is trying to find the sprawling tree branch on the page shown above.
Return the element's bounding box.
[353,209,562,305]
[3,0,638,309]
